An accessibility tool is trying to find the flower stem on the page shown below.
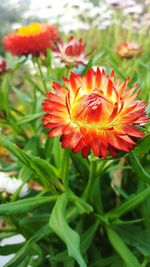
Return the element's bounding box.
[35,57,48,92]
[83,160,97,201]
[59,148,71,190]
[83,156,106,214]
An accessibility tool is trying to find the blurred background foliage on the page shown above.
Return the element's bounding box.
[1,1,150,267]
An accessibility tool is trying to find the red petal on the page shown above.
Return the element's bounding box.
[95,68,102,88]
[44,122,64,128]
[73,139,84,153]
[107,79,113,96]
[91,139,100,157]
[48,126,64,137]
[108,145,117,157]
[81,146,91,157]
[118,134,136,145]
[62,124,74,135]
[86,69,94,91]
[119,77,130,94]
[107,134,131,152]
[53,82,67,97]
[100,144,107,159]
[46,92,65,102]
[122,125,144,137]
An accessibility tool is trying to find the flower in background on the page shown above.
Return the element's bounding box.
[0,57,7,73]
[23,0,92,33]
[116,42,143,59]
[0,172,28,198]
[53,36,87,66]
[140,13,150,28]
[3,22,59,57]
[42,68,148,158]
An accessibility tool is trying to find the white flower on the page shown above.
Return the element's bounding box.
[0,172,28,197]
[11,23,22,30]
[25,59,47,76]
[60,21,90,33]
[140,13,150,27]
[123,4,143,15]
[145,0,150,5]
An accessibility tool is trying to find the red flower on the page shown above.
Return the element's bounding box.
[3,22,59,57]
[0,57,7,73]
[42,68,148,158]
[116,42,143,59]
[53,36,87,66]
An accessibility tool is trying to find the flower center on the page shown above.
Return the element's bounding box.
[17,23,42,37]
[71,92,113,129]
[85,93,103,109]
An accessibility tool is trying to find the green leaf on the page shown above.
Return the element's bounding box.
[3,224,51,267]
[3,241,43,267]
[16,256,30,267]
[0,138,59,188]
[30,223,52,242]
[44,137,54,160]
[130,151,150,183]
[81,56,94,75]
[49,193,87,267]
[59,148,70,187]
[52,137,62,168]
[25,76,43,94]
[110,259,125,267]
[0,243,24,255]
[70,192,93,214]
[133,134,150,156]
[115,225,150,257]
[106,226,141,267]
[92,51,105,65]
[10,56,27,71]
[29,242,43,266]
[17,112,44,125]
[30,156,59,186]
[50,221,100,264]
[91,256,119,267]
[71,153,89,179]
[0,74,10,113]
[18,165,33,182]
[0,195,57,215]
[46,48,52,76]
[106,186,150,220]
[12,86,32,103]
[4,239,32,267]
[81,221,99,253]
[0,233,16,240]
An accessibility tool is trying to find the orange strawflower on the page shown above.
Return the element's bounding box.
[42,68,148,158]
[3,22,59,57]
[53,36,87,66]
[116,42,143,59]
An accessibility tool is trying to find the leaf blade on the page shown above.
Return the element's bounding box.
[49,193,87,267]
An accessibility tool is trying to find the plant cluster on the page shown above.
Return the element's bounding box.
[0,14,150,267]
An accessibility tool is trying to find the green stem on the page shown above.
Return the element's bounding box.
[46,48,52,77]
[32,86,37,113]
[59,148,70,190]
[83,160,97,201]
[35,57,48,92]
[94,176,104,214]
